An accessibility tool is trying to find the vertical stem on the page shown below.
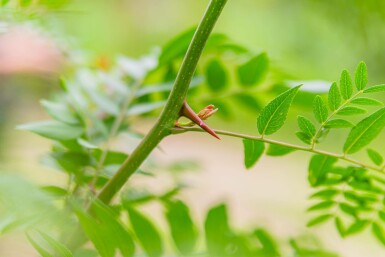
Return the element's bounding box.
[97,0,228,204]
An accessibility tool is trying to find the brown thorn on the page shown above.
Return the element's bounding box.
[180,100,221,140]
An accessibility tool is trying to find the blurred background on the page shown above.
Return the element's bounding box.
[1,0,385,256]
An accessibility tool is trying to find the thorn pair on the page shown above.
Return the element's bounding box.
[177,100,221,140]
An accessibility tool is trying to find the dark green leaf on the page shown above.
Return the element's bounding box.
[297,116,316,137]
[367,149,383,166]
[257,86,301,135]
[328,82,341,111]
[355,62,368,90]
[307,214,332,227]
[127,207,163,257]
[340,69,353,100]
[307,201,335,212]
[266,144,296,156]
[165,200,198,255]
[17,121,83,141]
[296,131,312,145]
[350,97,383,106]
[206,59,227,91]
[337,106,366,116]
[308,155,337,187]
[205,204,231,256]
[364,84,385,93]
[372,223,385,245]
[313,96,328,123]
[343,108,385,154]
[243,139,265,169]
[324,119,354,128]
[237,53,269,86]
[41,100,80,125]
[254,229,281,257]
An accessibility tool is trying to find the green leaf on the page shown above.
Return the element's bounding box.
[296,131,312,145]
[204,204,232,256]
[233,93,261,111]
[364,84,385,93]
[237,53,269,86]
[76,202,135,257]
[335,217,346,237]
[328,82,341,111]
[307,201,335,212]
[254,229,281,256]
[127,101,166,116]
[355,62,368,90]
[313,96,328,123]
[27,233,53,257]
[336,106,366,116]
[343,108,385,154]
[159,28,195,65]
[346,220,369,236]
[243,139,265,169]
[310,189,339,199]
[266,144,296,156]
[41,100,80,125]
[372,223,385,245]
[38,232,73,257]
[165,200,197,255]
[340,69,353,100]
[339,203,357,217]
[307,214,333,227]
[324,119,354,128]
[308,155,337,187]
[127,207,163,257]
[367,149,383,166]
[17,121,83,141]
[206,59,227,91]
[297,116,316,137]
[257,86,301,135]
[350,97,383,106]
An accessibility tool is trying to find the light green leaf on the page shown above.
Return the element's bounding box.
[367,149,383,166]
[335,217,346,237]
[41,100,80,125]
[328,82,341,111]
[297,115,316,136]
[206,59,227,91]
[339,203,357,217]
[257,86,301,135]
[127,207,163,257]
[343,108,385,154]
[364,84,385,93]
[308,155,337,186]
[237,53,269,86]
[165,200,197,255]
[243,139,265,169]
[372,223,385,245]
[266,144,296,156]
[26,233,53,257]
[324,119,354,128]
[127,101,166,116]
[233,93,261,111]
[310,189,339,199]
[159,28,195,65]
[254,229,281,256]
[307,214,333,227]
[307,201,335,212]
[336,106,366,116]
[346,220,369,236]
[204,204,231,256]
[17,121,83,141]
[313,96,328,123]
[350,97,383,106]
[296,131,312,145]
[340,69,353,100]
[355,61,368,90]
[38,232,73,257]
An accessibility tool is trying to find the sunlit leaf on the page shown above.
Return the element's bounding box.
[257,86,301,135]
[296,131,312,145]
[346,220,369,236]
[237,53,269,86]
[254,229,281,256]
[350,97,383,106]
[266,144,296,156]
[165,200,197,255]
[340,69,353,100]
[243,139,265,169]
[127,101,166,116]
[297,116,316,137]
[17,121,83,141]
[206,59,228,91]
[364,84,385,93]
[313,96,328,123]
[336,106,366,116]
[343,108,385,154]
[328,82,341,111]
[355,62,368,90]
[367,149,383,166]
[308,155,337,187]
[335,217,346,237]
[307,214,332,227]
[307,201,335,212]
[310,189,339,199]
[324,119,354,128]
[372,223,385,245]
[127,207,163,257]
[41,100,80,125]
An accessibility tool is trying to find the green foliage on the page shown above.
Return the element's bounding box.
[243,139,265,169]
[206,59,228,91]
[339,70,353,100]
[367,149,384,166]
[237,53,269,87]
[313,96,328,123]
